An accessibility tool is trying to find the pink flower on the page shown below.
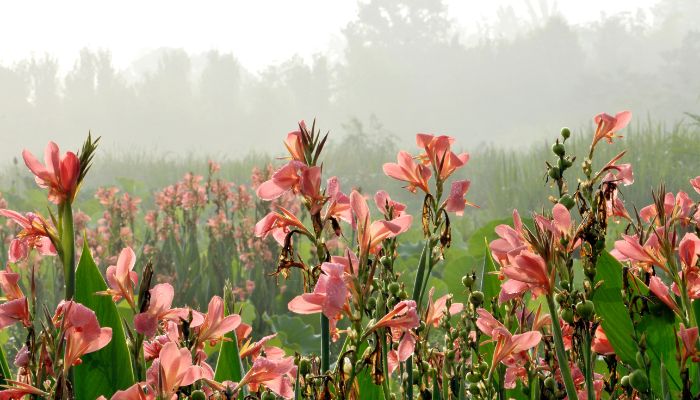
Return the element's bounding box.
[591,327,615,356]
[477,308,541,371]
[415,134,469,181]
[235,356,295,399]
[350,190,412,258]
[254,206,311,246]
[255,161,305,200]
[110,383,155,400]
[648,275,680,314]
[424,288,463,327]
[0,381,49,399]
[22,141,80,204]
[58,301,113,372]
[374,190,407,218]
[239,334,278,360]
[134,284,201,337]
[691,176,700,195]
[373,300,420,333]
[194,296,241,347]
[502,251,552,294]
[383,151,432,193]
[323,177,352,224]
[98,247,138,309]
[592,111,631,147]
[0,266,24,301]
[387,333,416,374]
[678,324,699,367]
[0,209,56,263]
[284,122,306,163]
[679,233,700,270]
[612,234,665,271]
[330,248,360,276]
[288,263,349,326]
[0,298,30,329]
[443,180,476,216]
[489,210,527,267]
[146,342,209,399]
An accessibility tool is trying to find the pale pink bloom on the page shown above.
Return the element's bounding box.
[374,190,406,217]
[22,141,80,204]
[591,327,615,356]
[0,266,24,301]
[373,300,420,333]
[489,328,541,371]
[235,356,295,399]
[443,180,476,216]
[498,279,530,304]
[194,296,241,347]
[679,232,700,269]
[146,342,209,399]
[330,248,360,276]
[415,134,469,181]
[502,251,552,294]
[639,191,694,225]
[534,204,573,244]
[691,176,700,195]
[424,288,463,327]
[323,177,352,224]
[0,209,56,263]
[489,210,527,268]
[288,263,349,331]
[239,333,278,360]
[110,383,155,400]
[58,301,113,371]
[613,234,665,270]
[0,298,30,329]
[98,247,138,309]
[382,151,432,193]
[678,324,699,366]
[284,124,306,163]
[475,308,507,337]
[592,111,631,147]
[0,381,49,399]
[255,161,308,201]
[648,275,680,314]
[254,206,311,246]
[350,190,412,257]
[134,283,202,337]
[387,333,416,374]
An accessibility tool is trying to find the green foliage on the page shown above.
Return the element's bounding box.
[266,314,321,355]
[73,243,135,399]
[591,251,638,367]
[214,299,244,395]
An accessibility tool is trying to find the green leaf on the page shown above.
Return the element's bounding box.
[591,251,638,368]
[74,243,135,399]
[266,314,320,355]
[637,302,681,393]
[355,364,384,398]
[0,345,10,385]
[479,239,501,313]
[214,300,244,385]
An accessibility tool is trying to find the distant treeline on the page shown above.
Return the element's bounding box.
[0,0,699,160]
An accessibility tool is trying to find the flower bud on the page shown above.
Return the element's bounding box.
[469,291,484,306]
[629,369,649,392]
[560,308,574,324]
[552,142,566,157]
[191,391,207,400]
[575,300,594,320]
[299,358,311,375]
[388,282,400,296]
[635,351,649,368]
[560,127,571,139]
[559,194,575,210]
[548,166,561,180]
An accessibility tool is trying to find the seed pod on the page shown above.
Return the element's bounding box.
[629,370,649,392]
[190,390,206,400]
[575,300,594,320]
[561,127,571,139]
[552,142,566,157]
[469,291,484,306]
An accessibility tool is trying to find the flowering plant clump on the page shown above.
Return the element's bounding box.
[0,111,697,399]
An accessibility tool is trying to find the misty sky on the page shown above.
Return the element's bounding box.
[2,0,657,74]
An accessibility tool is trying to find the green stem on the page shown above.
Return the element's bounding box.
[546,294,578,400]
[381,336,391,400]
[61,201,75,300]
[406,240,429,400]
[582,328,595,400]
[321,314,330,373]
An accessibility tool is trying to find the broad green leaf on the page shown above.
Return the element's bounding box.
[214,299,244,385]
[591,251,638,368]
[266,314,320,355]
[355,342,384,399]
[74,243,135,399]
[442,254,477,304]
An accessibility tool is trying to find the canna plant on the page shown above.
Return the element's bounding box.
[0,111,698,399]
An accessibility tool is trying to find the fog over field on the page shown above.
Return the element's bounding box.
[0,0,698,161]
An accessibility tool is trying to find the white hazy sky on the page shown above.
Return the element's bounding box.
[0,0,659,74]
